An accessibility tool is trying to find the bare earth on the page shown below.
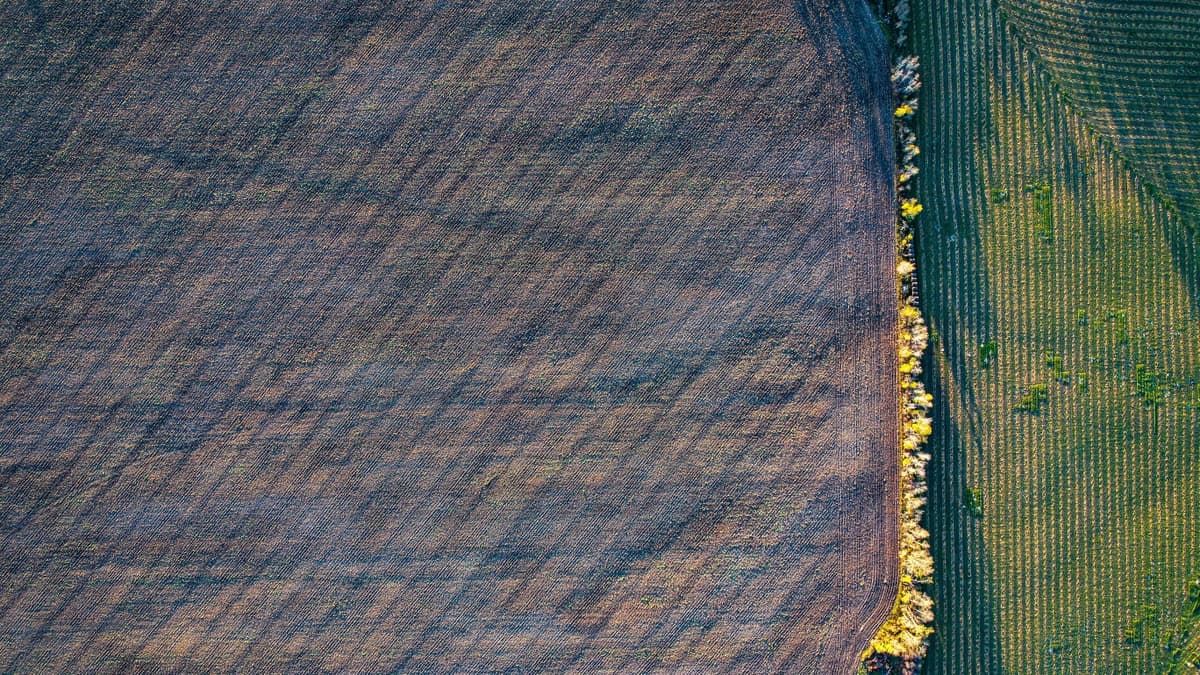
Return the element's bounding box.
[0,1,895,672]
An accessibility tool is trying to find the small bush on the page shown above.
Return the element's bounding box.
[1026,181,1053,242]
[979,340,997,369]
[1134,364,1163,406]
[1016,384,1050,414]
[963,487,983,518]
[1046,352,1069,385]
[1124,604,1159,647]
[900,198,923,219]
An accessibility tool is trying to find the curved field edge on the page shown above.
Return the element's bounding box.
[912,0,1200,672]
[995,0,1200,229]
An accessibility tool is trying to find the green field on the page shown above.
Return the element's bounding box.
[910,0,1200,672]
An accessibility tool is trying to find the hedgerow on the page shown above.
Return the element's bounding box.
[863,1,936,672]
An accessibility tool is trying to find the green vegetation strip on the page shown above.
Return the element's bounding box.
[911,0,1200,671]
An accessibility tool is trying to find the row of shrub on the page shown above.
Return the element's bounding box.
[864,1,936,673]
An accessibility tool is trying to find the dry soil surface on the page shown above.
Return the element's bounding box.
[0,1,896,672]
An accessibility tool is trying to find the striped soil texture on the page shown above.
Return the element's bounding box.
[0,1,896,672]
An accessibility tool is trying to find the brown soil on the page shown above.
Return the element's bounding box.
[0,1,896,672]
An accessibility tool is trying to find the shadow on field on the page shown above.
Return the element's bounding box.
[917,182,1007,671]
[1162,214,1200,316]
[909,5,1010,663]
[794,0,894,189]
[922,367,1005,674]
